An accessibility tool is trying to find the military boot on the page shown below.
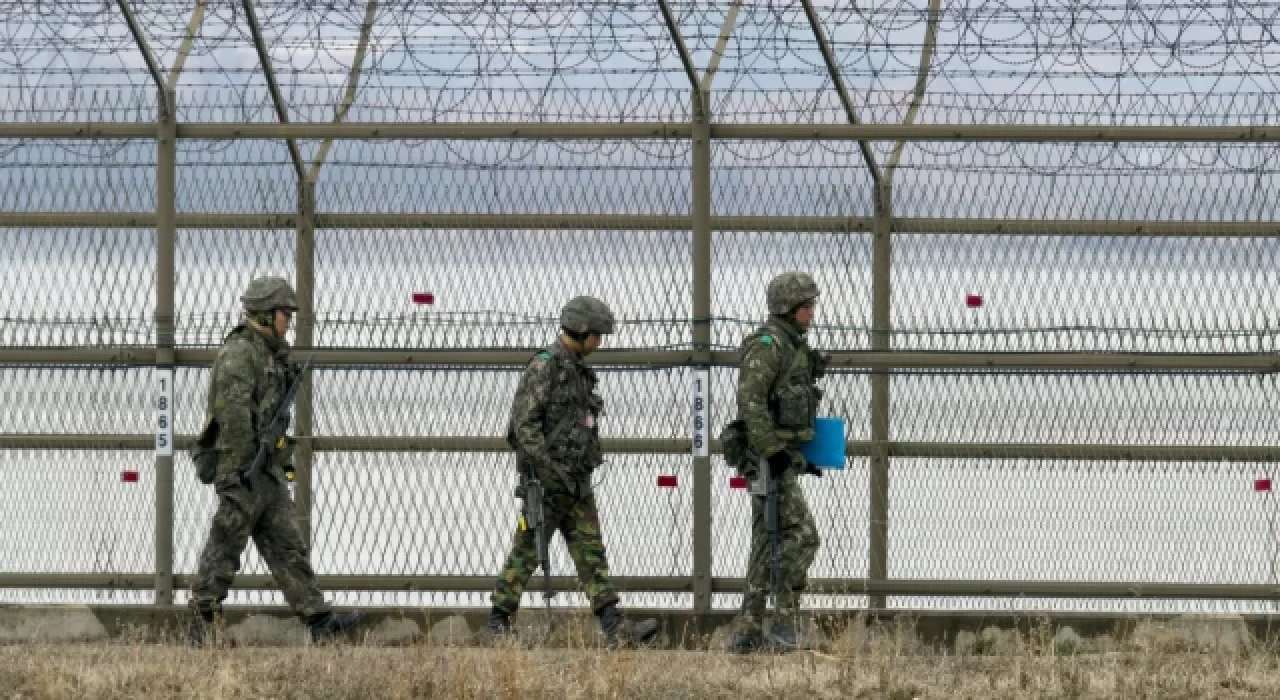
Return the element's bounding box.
[307,610,362,644]
[729,628,766,654]
[187,608,216,648]
[598,602,659,649]
[488,607,515,638]
[766,619,800,653]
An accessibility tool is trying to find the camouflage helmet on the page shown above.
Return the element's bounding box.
[240,276,299,313]
[766,272,820,315]
[560,296,616,335]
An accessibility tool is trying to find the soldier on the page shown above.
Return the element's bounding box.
[728,272,826,653]
[487,296,660,649]
[187,276,360,646]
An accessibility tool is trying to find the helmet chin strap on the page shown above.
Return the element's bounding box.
[247,310,280,336]
[560,333,584,354]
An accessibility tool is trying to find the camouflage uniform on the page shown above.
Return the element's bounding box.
[731,273,825,643]
[489,297,659,648]
[491,338,617,614]
[189,278,327,622]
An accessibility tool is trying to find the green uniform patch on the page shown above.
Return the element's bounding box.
[758,335,774,346]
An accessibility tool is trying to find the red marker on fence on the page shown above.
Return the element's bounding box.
[966,294,984,309]
[121,470,140,483]
[412,292,435,305]
[1256,478,1272,493]
[729,476,748,490]
[657,475,678,488]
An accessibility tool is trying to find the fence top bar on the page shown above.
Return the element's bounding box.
[2,122,1278,142]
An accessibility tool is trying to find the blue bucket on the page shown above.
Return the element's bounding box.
[800,417,846,469]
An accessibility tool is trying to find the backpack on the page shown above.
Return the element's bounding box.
[188,327,243,485]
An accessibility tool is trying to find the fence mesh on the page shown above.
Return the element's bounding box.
[4,1,1280,614]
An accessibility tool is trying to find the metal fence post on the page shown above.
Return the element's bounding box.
[295,179,317,548]
[868,181,892,613]
[691,90,714,616]
[154,87,177,606]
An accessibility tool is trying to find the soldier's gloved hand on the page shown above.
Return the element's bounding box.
[811,350,831,379]
[765,450,792,480]
[535,461,568,485]
[276,437,295,468]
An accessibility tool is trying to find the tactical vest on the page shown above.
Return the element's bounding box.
[509,347,604,474]
[191,325,293,484]
[740,323,822,444]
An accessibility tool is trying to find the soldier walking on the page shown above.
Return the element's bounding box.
[487,296,660,649]
[187,277,361,646]
[727,272,827,653]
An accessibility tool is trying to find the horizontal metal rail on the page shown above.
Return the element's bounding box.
[3,348,1276,371]
[5,434,1278,462]
[0,573,690,593]
[814,352,1280,372]
[1,122,1278,142]
[3,573,1279,599]
[884,442,1280,462]
[0,348,696,368]
[3,212,1278,238]
[0,434,689,455]
[0,122,692,140]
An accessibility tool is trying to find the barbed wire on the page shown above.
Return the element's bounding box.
[2,1,1279,125]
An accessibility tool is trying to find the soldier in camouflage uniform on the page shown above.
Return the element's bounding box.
[487,296,660,649]
[187,277,360,646]
[729,272,826,653]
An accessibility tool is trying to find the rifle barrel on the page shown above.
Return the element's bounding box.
[242,353,314,485]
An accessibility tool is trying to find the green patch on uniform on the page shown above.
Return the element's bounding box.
[758,335,774,346]
[536,351,552,360]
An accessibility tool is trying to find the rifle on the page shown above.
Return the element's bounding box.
[518,463,554,629]
[765,465,781,616]
[243,353,314,488]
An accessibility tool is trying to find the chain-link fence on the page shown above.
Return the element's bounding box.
[3,1,1280,615]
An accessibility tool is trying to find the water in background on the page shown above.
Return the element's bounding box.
[3,232,1279,613]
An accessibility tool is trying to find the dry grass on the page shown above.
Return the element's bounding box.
[4,636,1280,700]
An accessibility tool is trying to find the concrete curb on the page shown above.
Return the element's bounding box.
[3,605,1279,652]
